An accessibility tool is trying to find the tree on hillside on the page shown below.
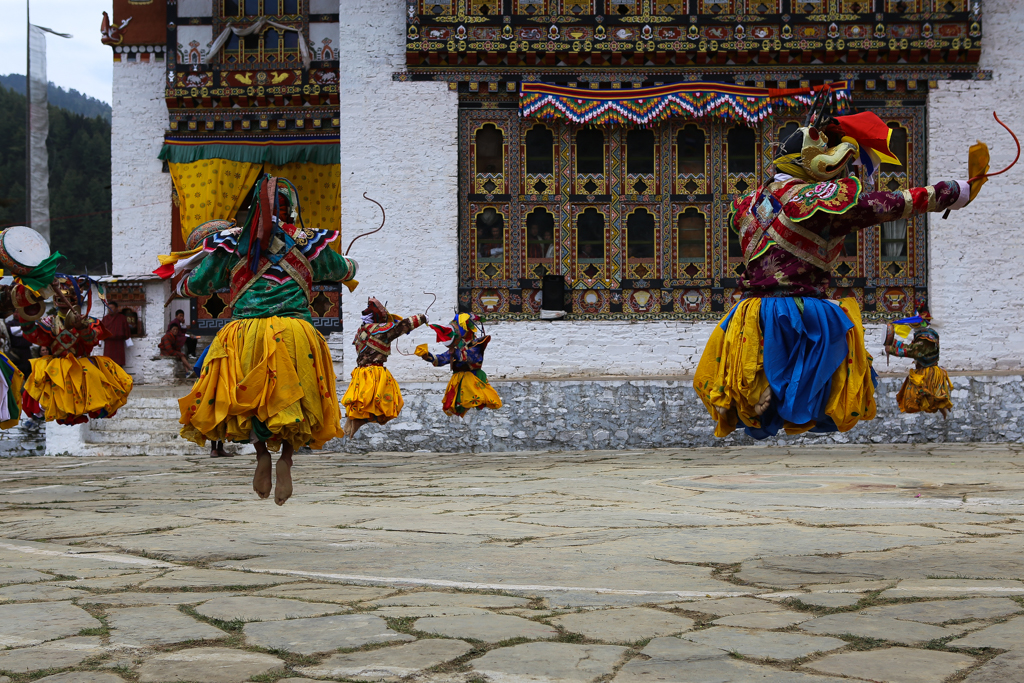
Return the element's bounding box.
[0,85,111,274]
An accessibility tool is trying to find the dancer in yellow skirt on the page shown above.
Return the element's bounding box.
[16,276,133,425]
[342,297,427,437]
[416,313,501,418]
[694,95,979,438]
[885,309,952,418]
[176,176,357,504]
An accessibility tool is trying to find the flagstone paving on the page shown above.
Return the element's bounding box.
[0,444,1020,681]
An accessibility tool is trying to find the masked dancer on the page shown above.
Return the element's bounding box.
[885,308,952,418]
[416,313,501,419]
[342,297,427,437]
[694,100,977,439]
[175,176,358,504]
[16,275,133,425]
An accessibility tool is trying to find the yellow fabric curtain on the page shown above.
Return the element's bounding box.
[267,162,341,252]
[169,159,263,242]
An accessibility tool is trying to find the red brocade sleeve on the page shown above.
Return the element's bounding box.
[828,180,965,239]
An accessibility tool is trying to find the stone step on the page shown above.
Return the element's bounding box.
[119,397,186,409]
[84,429,184,445]
[73,442,213,457]
[126,384,193,398]
[89,418,182,433]
[104,407,182,420]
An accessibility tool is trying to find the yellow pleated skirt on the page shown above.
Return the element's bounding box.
[179,316,341,450]
[0,351,24,429]
[24,355,132,425]
[342,365,404,425]
[694,297,875,437]
[897,365,953,414]
[442,371,502,417]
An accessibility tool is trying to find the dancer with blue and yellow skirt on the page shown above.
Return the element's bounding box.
[695,101,978,439]
[416,313,501,418]
[175,175,358,504]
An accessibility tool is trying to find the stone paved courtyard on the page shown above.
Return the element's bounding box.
[0,444,1022,682]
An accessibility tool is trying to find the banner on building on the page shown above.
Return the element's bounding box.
[27,24,71,244]
[520,81,851,127]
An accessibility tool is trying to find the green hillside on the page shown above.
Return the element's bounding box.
[0,84,111,275]
[0,74,111,121]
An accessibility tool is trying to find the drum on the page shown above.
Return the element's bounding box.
[0,226,50,277]
[186,219,235,251]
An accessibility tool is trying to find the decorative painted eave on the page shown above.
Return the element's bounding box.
[406,2,984,73]
[519,80,850,126]
[158,133,339,165]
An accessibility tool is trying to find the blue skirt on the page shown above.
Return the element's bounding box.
[723,297,876,439]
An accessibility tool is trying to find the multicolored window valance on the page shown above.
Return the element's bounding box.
[520,81,850,127]
[159,133,339,166]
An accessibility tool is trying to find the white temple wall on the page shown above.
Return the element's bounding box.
[110,59,173,383]
[927,0,1024,371]
[355,0,1024,380]
[339,0,459,381]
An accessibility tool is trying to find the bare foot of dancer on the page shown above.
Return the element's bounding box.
[253,445,273,499]
[274,444,294,506]
[210,441,233,458]
[753,386,773,416]
[343,417,368,438]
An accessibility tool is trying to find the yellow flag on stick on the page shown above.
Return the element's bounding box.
[968,140,990,204]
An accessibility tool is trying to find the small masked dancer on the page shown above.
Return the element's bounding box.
[415,313,502,418]
[885,309,952,418]
[17,276,133,425]
[342,297,427,438]
[175,176,358,505]
[0,289,26,430]
[694,100,978,439]
[0,225,65,429]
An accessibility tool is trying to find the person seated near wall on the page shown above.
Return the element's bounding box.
[101,301,131,368]
[159,316,191,371]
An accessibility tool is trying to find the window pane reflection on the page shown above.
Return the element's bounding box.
[525,125,554,175]
[677,208,705,262]
[727,125,757,174]
[526,208,556,261]
[476,208,505,262]
[476,124,504,175]
[676,125,705,175]
[577,208,604,261]
[626,129,655,175]
[626,209,655,259]
[576,128,604,175]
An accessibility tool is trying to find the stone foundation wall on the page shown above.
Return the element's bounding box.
[0,419,44,457]
[331,373,1024,453]
[10,373,1022,456]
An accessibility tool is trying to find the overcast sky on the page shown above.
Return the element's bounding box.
[0,0,114,103]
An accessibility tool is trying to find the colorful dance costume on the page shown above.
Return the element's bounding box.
[342,297,426,431]
[177,176,357,450]
[18,278,133,425]
[886,314,952,415]
[694,110,975,439]
[417,313,501,417]
[0,288,25,429]
[0,230,65,429]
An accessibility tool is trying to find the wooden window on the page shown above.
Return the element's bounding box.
[576,208,605,262]
[576,128,604,175]
[677,208,705,263]
[525,125,554,175]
